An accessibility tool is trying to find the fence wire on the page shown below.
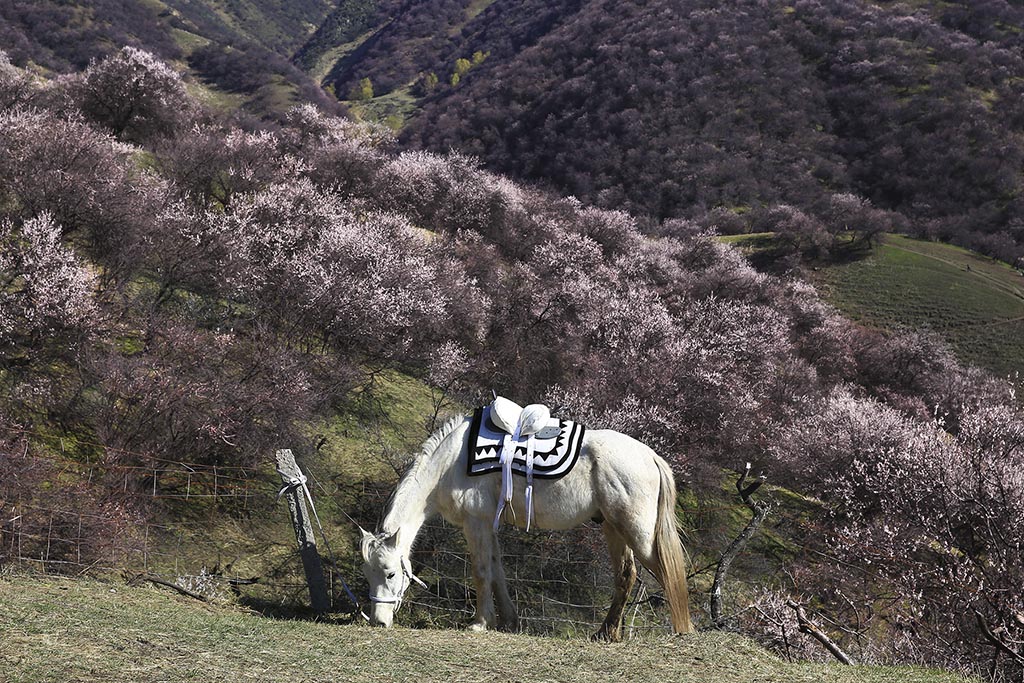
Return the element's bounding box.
[0,451,670,635]
[1,440,784,638]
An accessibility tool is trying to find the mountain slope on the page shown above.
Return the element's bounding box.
[312,0,586,98]
[293,0,382,82]
[162,0,335,55]
[817,235,1024,378]
[392,0,1024,261]
[727,232,1024,378]
[4,12,1024,679]
[0,0,338,116]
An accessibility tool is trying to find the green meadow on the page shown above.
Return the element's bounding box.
[817,235,1024,379]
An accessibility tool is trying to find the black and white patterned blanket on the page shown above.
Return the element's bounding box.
[466,405,586,480]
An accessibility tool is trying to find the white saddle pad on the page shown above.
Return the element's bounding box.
[467,405,586,479]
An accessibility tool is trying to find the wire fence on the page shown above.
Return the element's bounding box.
[10,425,1023,683]
[1,426,800,638]
[0,440,707,637]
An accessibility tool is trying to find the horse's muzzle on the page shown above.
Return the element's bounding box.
[367,604,394,628]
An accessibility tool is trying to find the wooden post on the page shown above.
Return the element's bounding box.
[275,449,330,614]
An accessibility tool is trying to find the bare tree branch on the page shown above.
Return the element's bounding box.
[710,462,770,629]
[976,610,1024,667]
[125,572,210,603]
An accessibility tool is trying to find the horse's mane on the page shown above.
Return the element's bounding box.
[414,414,466,463]
[379,414,468,533]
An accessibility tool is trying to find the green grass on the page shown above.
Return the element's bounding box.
[448,0,497,36]
[346,85,420,131]
[718,231,775,251]
[309,368,447,481]
[250,74,308,113]
[815,234,1024,378]
[169,26,211,53]
[183,0,332,54]
[0,574,972,683]
[127,369,447,613]
[719,232,1024,378]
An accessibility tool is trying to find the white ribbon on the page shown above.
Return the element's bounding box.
[494,426,540,532]
[494,424,522,531]
[276,473,325,533]
[525,435,537,532]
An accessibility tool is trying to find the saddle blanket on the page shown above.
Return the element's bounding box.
[466,405,586,480]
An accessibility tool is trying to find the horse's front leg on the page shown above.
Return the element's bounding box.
[463,518,499,631]
[490,534,519,632]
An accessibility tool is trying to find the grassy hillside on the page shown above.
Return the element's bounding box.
[108,370,444,615]
[161,0,335,54]
[6,49,1024,676]
[0,574,972,683]
[816,235,1024,378]
[722,232,1024,378]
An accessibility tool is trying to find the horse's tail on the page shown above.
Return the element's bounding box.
[653,454,693,634]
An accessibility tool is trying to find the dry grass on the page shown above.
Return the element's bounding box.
[0,574,973,683]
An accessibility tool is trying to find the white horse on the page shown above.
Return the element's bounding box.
[359,414,693,641]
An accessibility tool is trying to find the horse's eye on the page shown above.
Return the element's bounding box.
[387,572,396,580]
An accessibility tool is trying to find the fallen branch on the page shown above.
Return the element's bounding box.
[976,611,1024,667]
[125,572,210,603]
[786,600,854,665]
[710,462,770,629]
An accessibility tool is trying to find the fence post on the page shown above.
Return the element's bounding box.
[275,449,330,614]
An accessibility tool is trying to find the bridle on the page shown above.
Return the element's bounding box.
[367,556,427,614]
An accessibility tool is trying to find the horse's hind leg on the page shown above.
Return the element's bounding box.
[463,518,499,632]
[593,524,636,642]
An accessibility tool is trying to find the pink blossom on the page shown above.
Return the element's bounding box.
[0,213,96,343]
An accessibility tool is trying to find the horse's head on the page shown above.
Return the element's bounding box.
[360,527,423,627]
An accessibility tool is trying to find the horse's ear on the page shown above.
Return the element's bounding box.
[383,528,401,549]
[359,527,374,562]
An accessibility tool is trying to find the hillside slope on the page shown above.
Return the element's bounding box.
[0,0,338,117]
[161,0,335,55]
[724,232,1024,378]
[817,235,1024,378]
[4,38,1024,680]
[0,575,971,683]
[308,0,585,98]
[9,0,1024,265]
[396,0,1024,261]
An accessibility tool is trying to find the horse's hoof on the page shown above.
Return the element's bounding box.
[467,622,488,633]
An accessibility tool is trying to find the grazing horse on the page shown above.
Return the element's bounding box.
[360,411,693,641]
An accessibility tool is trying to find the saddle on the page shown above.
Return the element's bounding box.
[475,396,585,533]
[489,396,561,440]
